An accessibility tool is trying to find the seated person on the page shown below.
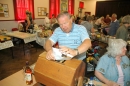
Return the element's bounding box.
[50,14,57,28]
[116,15,130,41]
[94,39,130,86]
[44,13,51,29]
[80,16,95,38]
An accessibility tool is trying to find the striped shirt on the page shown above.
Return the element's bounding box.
[49,23,90,60]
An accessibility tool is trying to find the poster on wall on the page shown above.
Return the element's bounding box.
[0,3,4,12]
[60,0,68,12]
[0,3,9,17]
[38,7,47,16]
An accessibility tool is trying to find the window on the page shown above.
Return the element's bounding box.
[13,0,34,21]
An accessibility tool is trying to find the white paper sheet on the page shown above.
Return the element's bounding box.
[52,48,74,60]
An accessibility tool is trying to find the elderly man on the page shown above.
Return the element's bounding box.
[108,13,120,36]
[44,11,91,60]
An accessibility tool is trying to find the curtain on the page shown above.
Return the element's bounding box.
[68,0,74,15]
[49,0,74,18]
[49,0,60,18]
[96,1,130,19]
[13,0,34,21]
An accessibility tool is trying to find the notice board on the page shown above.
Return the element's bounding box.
[38,7,47,16]
[0,3,9,17]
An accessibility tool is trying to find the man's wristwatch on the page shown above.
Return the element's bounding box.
[74,49,79,55]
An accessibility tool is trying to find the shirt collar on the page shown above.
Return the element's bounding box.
[113,19,117,22]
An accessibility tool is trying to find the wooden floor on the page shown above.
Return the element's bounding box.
[0,41,108,81]
[0,43,44,80]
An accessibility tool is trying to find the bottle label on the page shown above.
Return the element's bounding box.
[25,73,32,81]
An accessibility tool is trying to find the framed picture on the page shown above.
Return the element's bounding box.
[60,0,68,12]
[38,7,47,16]
[0,3,9,17]
[85,12,91,15]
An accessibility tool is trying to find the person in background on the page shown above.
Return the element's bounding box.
[75,14,81,24]
[94,39,130,86]
[51,23,59,32]
[80,16,95,38]
[116,15,130,41]
[108,13,120,36]
[83,12,89,21]
[104,14,111,26]
[94,16,105,29]
[50,14,57,28]
[71,14,75,23]
[119,16,123,26]
[25,10,34,33]
[44,11,91,61]
[44,13,50,29]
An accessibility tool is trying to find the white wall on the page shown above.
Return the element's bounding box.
[0,0,98,31]
[34,0,49,18]
[74,0,97,17]
[0,20,45,31]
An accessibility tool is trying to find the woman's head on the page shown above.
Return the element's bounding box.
[26,10,30,14]
[106,39,127,57]
[25,10,32,17]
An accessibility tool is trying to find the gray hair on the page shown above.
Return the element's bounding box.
[56,11,71,20]
[106,39,127,57]
[86,16,93,21]
[122,15,130,24]
[112,13,117,18]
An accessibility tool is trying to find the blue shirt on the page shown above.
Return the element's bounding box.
[94,54,130,86]
[109,20,119,36]
[49,23,90,60]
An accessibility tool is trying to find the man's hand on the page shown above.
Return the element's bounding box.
[59,46,77,57]
[46,49,55,60]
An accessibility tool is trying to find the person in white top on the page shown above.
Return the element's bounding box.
[44,13,51,29]
[94,16,105,29]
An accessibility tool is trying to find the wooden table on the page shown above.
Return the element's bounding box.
[0,69,42,86]
[0,68,107,86]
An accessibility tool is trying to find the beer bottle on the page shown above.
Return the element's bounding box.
[25,61,33,85]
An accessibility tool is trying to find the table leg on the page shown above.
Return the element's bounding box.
[10,47,14,59]
[23,43,25,56]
